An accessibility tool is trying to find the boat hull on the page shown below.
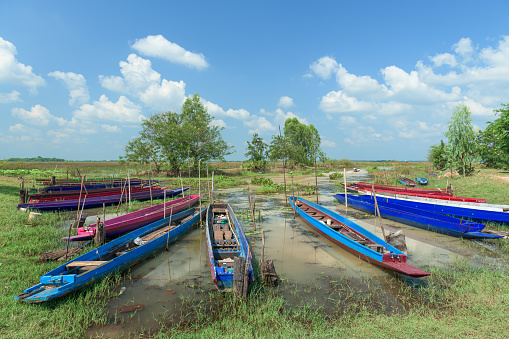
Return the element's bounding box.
[289,197,430,277]
[15,207,204,303]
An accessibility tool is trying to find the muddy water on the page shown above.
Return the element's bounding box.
[87,169,498,337]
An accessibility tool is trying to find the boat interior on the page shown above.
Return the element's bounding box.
[295,200,388,254]
[209,203,241,271]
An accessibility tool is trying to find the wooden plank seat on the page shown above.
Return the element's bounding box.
[218,258,234,268]
[367,244,385,253]
[214,230,224,241]
[66,261,108,270]
[224,231,232,240]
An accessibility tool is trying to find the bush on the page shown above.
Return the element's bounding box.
[329,172,344,180]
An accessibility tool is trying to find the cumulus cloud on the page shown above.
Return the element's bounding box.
[101,124,121,133]
[211,119,226,128]
[0,37,45,94]
[11,104,52,126]
[48,71,90,106]
[319,90,374,113]
[132,35,209,70]
[274,108,308,125]
[277,96,294,108]
[0,90,21,103]
[309,56,338,80]
[430,53,457,67]
[139,79,186,112]
[244,116,276,134]
[73,95,144,123]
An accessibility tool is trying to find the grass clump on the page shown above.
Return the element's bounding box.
[329,172,344,180]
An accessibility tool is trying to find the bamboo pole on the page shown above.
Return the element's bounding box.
[179,172,184,198]
[198,160,202,225]
[115,176,128,214]
[279,126,287,206]
[343,168,348,211]
[261,229,265,264]
[314,157,318,204]
[206,164,211,202]
[149,172,153,206]
[242,248,250,298]
[76,175,85,219]
[249,195,256,231]
[164,190,167,218]
[128,168,131,209]
[165,205,174,251]
[211,171,214,202]
[372,185,387,245]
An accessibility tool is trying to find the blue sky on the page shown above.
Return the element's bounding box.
[1,1,509,161]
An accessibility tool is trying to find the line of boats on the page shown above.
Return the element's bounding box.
[15,179,508,304]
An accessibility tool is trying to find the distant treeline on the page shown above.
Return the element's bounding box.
[6,156,66,162]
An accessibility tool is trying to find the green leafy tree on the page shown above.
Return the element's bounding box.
[477,103,509,169]
[120,93,234,173]
[268,118,323,166]
[427,140,448,170]
[444,104,477,177]
[245,133,268,171]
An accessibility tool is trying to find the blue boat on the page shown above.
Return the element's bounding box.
[333,194,502,239]
[289,197,430,277]
[415,177,428,185]
[358,192,509,226]
[17,187,189,212]
[398,177,416,186]
[205,201,253,291]
[15,207,204,303]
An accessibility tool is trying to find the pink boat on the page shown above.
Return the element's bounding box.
[65,194,202,241]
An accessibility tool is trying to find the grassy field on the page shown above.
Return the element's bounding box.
[1,161,508,338]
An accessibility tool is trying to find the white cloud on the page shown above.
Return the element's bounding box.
[224,108,250,120]
[101,124,121,133]
[132,35,209,70]
[9,123,25,133]
[453,37,474,58]
[11,104,52,126]
[0,90,21,103]
[0,37,45,94]
[274,108,308,125]
[211,119,226,128]
[73,95,144,123]
[244,116,276,134]
[319,90,374,113]
[139,79,186,111]
[309,56,338,80]
[278,96,294,108]
[48,71,90,106]
[321,138,336,147]
[336,64,389,100]
[430,53,457,67]
[100,54,161,94]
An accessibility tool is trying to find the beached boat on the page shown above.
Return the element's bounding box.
[348,184,486,203]
[29,186,158,203]
[398,177,416,186]
[15,207,205,303]
[205,201,253,291]
[289,197,430,277]
[342,182,449,195]
[415,177,428,185]
[18,187,189,212]
[64,194,201,241]
[356,192,509,225]
[333,194,502,239]
[27,185,150,201]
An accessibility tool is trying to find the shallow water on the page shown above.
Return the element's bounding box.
[86,170,501,337]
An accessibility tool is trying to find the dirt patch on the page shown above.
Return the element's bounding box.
[492,175,509,183]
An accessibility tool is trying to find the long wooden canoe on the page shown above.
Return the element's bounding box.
[289,197,430,277]
[333,194,502,239]
[205,201,253,291]
[15,207,205,303]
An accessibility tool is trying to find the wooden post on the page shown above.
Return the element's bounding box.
[102,202,106,231]
[233,256,246,297]
[164,190,167,218]
[165,205,174,251]
[115,177,128,214]
[249,195,256,231]
[206,164,211,202]
[128,168,131,209]
[211,171,214,202]
[179,172,184,198]
[77,176,85,219]
[242,248,251,298]
[279,126,287,206]
[315,157,318,204]
[149,172,153,206]
[198,160,202,225]
[187,150,191,197]
[261,229,265,264]
[343,168,348,210]
[372,185,387,245]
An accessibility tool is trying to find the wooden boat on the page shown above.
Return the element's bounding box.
[30,186,158,202]
[398,177,416,186]
[357,192,509,225]
[15,207,205,303]
[415,177,428,185]
[343,182,449,195]
[27,185,150,200]
[333,194,502,239]
[350,185,486,203]
[289,197,430,277]
[18,187,189,212]
[205,201,253,291]
[64,194,201,241]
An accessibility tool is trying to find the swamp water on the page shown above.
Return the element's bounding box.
[86,171,499,337]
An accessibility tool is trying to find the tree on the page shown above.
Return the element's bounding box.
[245,133,268,171]
[427,140,448,170]
[477,103,509,169]
[120,93,234,173]
[268,118,323,167]
[444,104,476,177]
